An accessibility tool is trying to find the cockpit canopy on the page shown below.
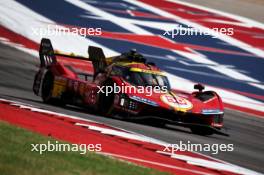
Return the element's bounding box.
[111,65,171,90]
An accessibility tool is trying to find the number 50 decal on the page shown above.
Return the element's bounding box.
[161,94,193,112]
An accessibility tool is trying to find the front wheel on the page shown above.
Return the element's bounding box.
[190,126,214,136]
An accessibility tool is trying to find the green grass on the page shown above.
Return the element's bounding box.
[0,121,169,175]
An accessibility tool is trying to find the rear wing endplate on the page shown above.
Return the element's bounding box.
[39,38,57,67]
[88,46,107,77]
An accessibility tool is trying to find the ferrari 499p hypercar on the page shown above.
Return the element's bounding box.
[33,38,226,136]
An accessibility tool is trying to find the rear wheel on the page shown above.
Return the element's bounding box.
[41,71,54,103]
[41,72,66,106]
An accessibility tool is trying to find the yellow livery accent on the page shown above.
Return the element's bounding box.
[130,67,165,75]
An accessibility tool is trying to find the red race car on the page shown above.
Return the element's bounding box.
[33,38,226,136]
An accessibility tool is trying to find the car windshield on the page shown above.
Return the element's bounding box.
[111,66,171,90]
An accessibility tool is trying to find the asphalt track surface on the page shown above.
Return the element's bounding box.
[0,42,264,173]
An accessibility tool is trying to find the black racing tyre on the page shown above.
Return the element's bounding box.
[190,126,214,136]
[98,79,115,116]
[41,71,54,103]
[33,71,40,95]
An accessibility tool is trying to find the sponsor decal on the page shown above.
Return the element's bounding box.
[202,109,224,115]
[130,95,158,107]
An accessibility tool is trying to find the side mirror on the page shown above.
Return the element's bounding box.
[194,83,205,92]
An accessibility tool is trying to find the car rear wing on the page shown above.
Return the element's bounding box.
[39,38,108,77]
